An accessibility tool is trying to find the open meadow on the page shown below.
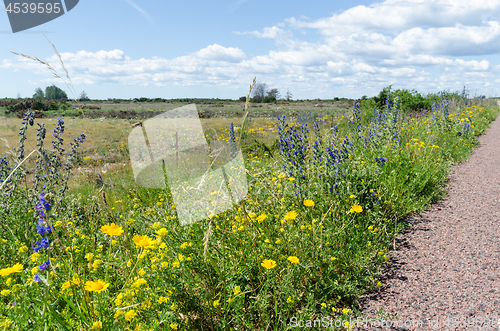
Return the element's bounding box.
[0,95,498,330]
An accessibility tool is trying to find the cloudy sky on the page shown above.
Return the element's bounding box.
[1,0,499,99]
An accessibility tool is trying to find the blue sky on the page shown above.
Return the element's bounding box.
[1,0,500,100]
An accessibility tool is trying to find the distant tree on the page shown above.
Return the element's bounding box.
[361,95,368,100]
[79,90,90,101]
[33,88,44,99]
[267,88,280,100]
[45,85,68,100]
[373,85,392,109]
[285,90,293,101]
[251,83,268,102]
[239,96,246,102]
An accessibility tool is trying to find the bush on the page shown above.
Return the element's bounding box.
[262,95,276,103]
[374,86,431,112]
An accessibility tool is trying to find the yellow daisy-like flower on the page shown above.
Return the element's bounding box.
[100,223,124,237]
[287,256,300,264]
[349,204,363,213]
[256,214,267,222]
[84,280,110,293]
[133,235,155,248]
[303,199,315,207]
[261,259,277,269]
[284,211,298,221]
[0,263,23,277]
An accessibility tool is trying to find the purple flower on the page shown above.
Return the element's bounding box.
[39,259,50,271]
[32,237,50,252]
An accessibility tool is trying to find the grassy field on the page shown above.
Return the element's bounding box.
[0,95,497,330]
[0,99,354,120]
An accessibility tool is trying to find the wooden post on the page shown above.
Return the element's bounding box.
[175,131,179,168]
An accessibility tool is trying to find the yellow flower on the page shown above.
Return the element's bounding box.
[133,235,155,248]
[233,286,241,295]
[61,277,82,291]
[156,228,168,237]
[1,290,10,296]
[124,309,137,321]
[303,199,315,207]
[343,321,354,329]
[256,214,267,222]
[115,294,123,306]
[288,177,295,181]
[100,223,124,237]
[91,321,103,329]
[261,259,277,269]
[84,280,110,293]
[85,253,94,262]
[132,278,147,288]
[213,299,220,308]
[287,256,300,264]
[169,323,179,330]
[284,211,298,221]
[18,246,28,253]
[349,204,363,213]
[286,296,294,303]
[0,263,23,277]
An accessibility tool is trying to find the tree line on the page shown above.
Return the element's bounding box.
[239,82,293,103]
[32,85,90,101]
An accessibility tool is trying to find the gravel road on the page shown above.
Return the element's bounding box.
[357,108,500,330]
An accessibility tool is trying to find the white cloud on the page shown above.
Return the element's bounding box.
[196,44,245,62]
[235,26,288,39]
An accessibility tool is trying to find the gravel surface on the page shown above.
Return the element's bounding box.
[357,109,500,330]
